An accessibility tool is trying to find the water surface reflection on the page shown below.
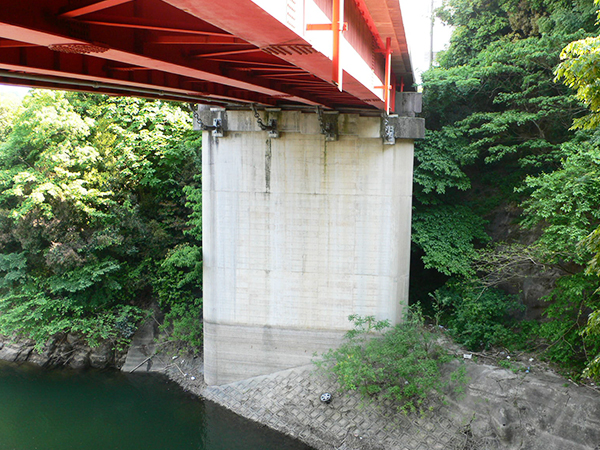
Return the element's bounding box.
[0,361,312,450]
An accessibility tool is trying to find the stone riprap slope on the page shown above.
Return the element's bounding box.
[169,362,600,450]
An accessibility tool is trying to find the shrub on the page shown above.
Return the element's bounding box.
[316,310,465,414]
[538,273,600,379]
[431,281,528,351]
[153,244,203,353]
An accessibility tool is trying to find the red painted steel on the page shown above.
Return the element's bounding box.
[0,0,414,111]
[306,23,348,31]
[384,37,392,113]
[165,0,387,108]
[332,0,344,91]
[61,0,133,18]
[352,0,386,52]
[77,16,233,36]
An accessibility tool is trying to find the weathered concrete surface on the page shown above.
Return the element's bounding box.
[166,361,600,450]
[203,111,415,385]
[453,364,600,450]
[121,313,170,373]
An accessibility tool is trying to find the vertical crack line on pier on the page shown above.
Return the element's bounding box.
[265,139,272,193]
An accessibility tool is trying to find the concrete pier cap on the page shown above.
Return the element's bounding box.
[199,105,423,385]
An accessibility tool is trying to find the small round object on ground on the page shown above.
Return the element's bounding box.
[320,392,332,403]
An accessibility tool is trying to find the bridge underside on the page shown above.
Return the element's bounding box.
[0,0,414,111]
[0,0,423,385]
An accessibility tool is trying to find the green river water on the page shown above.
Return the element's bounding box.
[0,361,313,450]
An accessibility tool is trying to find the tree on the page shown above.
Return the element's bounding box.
[413,0,598,282]
[549,0,600,377]
[555,0,600,130]
[0,94,20,142]
[413,0,600,379]
[0,90,202,351]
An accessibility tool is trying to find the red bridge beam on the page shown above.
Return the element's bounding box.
[0,2,326,106]
[0,0,414,111]
[163,0,388,109]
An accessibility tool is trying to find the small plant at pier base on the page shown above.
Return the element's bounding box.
[315,307,466,414]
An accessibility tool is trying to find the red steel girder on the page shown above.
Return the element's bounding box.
[163,0,385,109]
[0,0,411,109]
[0,46,277,105]
[60,0,134,18]
[0,3,326,107]
[76,15,233,36]
[148,35,248,45]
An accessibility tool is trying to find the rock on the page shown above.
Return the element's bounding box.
[121,317,157,372]
[15,346,34,362]
[66,333,80,345]
[41,335,60,358]
[69,348,91,370]
[0,343,21,361]
[0,332,122,370]
[445,362,600,450]
[28,351,51,366]
[490,406,514,442]
[90,342,113,369]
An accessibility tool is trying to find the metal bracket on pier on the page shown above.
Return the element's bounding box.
[209,117,224,138]
[382,113,396,145]
[381,111,426,144]
[316,106,338,141]
[190,104,226,138]
[251,104,279,138]
[381,92,426,144]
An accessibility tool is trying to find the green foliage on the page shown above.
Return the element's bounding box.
[537,273,600,378]
[154,244,203,353]
[316,311,465,414]
[0,95,20,142]
[557,34,600,129]
[546,0,600,380]
[437,0,597,68]
[512,144,600,379]
[583,309,600,378]
[412,205,489,277]
[555,0,600,129]
[521,140,600,265]
[183,177,202,240]
[153,174,203,353]
[425,22,589,166]
[431,281,528,351]
[0,290,144,351]
[412,0,598,287]
[412,0,600,382]
[436,0,511,67]
[0,90,202,350]
[413,129,473,204]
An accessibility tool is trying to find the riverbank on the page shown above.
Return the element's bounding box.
[3,326,600,450]
[0,332,124,369]
[164,356,600,450]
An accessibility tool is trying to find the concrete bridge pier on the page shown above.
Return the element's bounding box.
[199,108,423,385]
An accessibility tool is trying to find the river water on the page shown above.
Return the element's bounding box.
[0,361,313,450]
